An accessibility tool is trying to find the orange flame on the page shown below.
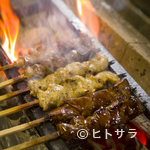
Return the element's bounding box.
[77,0,83,16]
[76,0,99,39]
[0,0,19,62]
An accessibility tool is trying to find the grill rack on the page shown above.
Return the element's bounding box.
[0,0,150,149]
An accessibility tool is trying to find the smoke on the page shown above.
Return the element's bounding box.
[10,0,78,56]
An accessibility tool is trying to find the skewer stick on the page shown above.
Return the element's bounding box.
[4,131,60,150]
[0,116,49,138]
[0,100,39,118]
[0,87,30,102]
[0,74,26,89]
[0,63,16,71]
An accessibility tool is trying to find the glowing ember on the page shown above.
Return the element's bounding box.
[0,0,19,62]
[128,122,147,146]
[136,130,146,146]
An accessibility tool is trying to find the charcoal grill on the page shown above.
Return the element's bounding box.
[0,0,150,149]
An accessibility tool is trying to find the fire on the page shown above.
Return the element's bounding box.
[76,0,99,39]
[76,0,87,16]
[0,0,19,62]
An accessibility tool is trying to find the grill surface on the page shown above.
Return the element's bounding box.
[0,0,150,149]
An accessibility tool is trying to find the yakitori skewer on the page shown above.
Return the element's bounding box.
[26,71,119,111]
[0,32,93,72]
[0,46,97,88]
[0,71,119,111]
[0,87,146,150]
[0,53,109,103]
[0,48,101,91]
[28,53,109,98]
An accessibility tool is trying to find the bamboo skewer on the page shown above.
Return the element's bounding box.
[0,116,49,138]
[0,87,30,102]
[4,131,60,150]
[0,74,26,89]
[0,63,16,71]
[0,100,39,118]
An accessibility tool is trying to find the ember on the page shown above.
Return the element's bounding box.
[127,122,147,146]
[0,0,19,62]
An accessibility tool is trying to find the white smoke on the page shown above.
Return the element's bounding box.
[10,0,78,56]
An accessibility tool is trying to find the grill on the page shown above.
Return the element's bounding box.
[0,0,150,149]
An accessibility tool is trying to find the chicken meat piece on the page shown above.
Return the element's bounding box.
[37,71,119,111]
[28,53,109,97]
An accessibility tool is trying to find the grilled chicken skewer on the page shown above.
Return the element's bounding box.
[0,71,119,111]
[0,53,109,102]
[0,33,96,89]
[28,53,109,97]
[0,72,120,118]
[51,80,144,140]
[0,33,93,71]
[35,71,119,111]
[23,46,97,80]
[0,46,97,89]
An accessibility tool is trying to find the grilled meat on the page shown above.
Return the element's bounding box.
[28,53,109,97]
[46,79,144,140]
[48,79,144,140]
[49,79,131,123]
[23,47,97,80]
[57,94,144,140]
[37,71,119,111]
[14,33,94,69]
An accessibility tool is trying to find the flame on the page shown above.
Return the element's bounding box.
[77,0,82,16]
[0,0,19,62]
[76,0,99,39]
